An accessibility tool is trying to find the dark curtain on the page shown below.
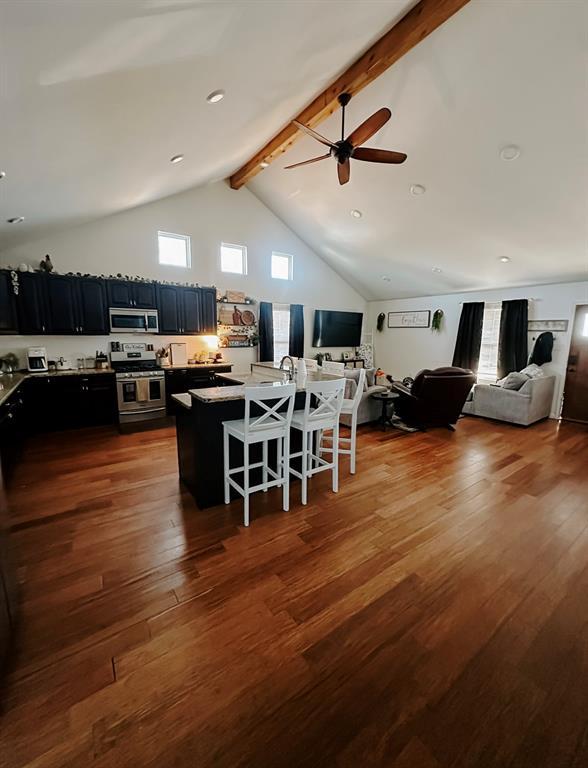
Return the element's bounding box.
[529,331,554,366]
[452,302,484,371]
[288,304,304,358]
[498,299,528,378]
[258,301,274,361]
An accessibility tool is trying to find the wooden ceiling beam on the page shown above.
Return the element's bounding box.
[228,0,470,189]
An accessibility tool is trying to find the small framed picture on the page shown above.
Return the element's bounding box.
[342,351,352,360]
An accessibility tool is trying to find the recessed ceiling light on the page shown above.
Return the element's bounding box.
[380,275,392,282]
[499,256,511,263]
[206,89,225,104]
[7,216,25,224]
[260,160,270,169]
[410,184,426,196]
[170,154,184,164]
[500,145,520,161]
[432,267,442,273]
[350,209,362,218]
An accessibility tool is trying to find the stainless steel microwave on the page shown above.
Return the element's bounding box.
[109,307,159,334]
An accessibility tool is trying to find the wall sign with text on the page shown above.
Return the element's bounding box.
[387,310,431,329]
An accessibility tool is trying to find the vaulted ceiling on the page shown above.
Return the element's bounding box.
[250,0,588,299]
[1,1,586,300]
[0,0,414,247]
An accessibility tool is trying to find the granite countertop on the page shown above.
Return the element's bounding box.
[0,367,114,407]
[190,369,340,403]
[171,393,192,410]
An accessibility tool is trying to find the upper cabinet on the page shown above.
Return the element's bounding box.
[157,284,183,334]
[107,279,157,309]
[17,272,48,334]
[182,288,202,334]
[199,287,217,334]
[0,272,18,335]
[77,277,109,334]
[4,270,216,337]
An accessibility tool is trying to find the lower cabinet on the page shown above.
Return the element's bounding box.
[0,389,26,486]
[25,374,117,432]
[165,367,232,413]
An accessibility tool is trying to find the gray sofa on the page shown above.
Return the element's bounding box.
[339,368,388,427]
[462,375,556,426]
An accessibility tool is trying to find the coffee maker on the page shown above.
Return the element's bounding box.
[27,347,48,372]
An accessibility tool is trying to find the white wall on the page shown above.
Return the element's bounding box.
[0,182,366,372]
[367,281,588,417]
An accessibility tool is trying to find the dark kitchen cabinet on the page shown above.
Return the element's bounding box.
[77,277,108,334]
[107,280,157,309]
[0,388,26,486]
[199,287,217,334]
[165,365,232,413]
[45,275,78,334]
[157,285,183,334]
[0,271,18,335]
[45,275,107,335]
[16,272,48,334]
[182,288,202,334]
[25,374,116,432]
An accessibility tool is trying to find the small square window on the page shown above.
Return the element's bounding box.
[220,243,247,275]
[271,252,293,280]
[158,231,191,267]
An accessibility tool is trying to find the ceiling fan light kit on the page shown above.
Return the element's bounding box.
[285,92,407,185]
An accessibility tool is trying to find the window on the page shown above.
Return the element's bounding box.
[273,304,290,362]
[478,302,502,382]
[221,243,247,275]
[157,231,191,267]
[271,252,293,280]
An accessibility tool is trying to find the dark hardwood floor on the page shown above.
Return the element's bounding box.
[1,416,587,767]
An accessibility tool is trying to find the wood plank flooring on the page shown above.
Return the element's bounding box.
[1,417,587,768]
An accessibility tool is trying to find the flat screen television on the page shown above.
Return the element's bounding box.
[312,309,363,348]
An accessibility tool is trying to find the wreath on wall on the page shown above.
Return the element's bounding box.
[432,309,444,332]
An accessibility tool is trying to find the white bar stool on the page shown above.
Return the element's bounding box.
[289,378,345,505]
[303,358,319,371]
[223,383,296,527]
[319,368,365,474]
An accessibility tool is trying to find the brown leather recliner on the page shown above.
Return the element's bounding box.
[391,366,476,430]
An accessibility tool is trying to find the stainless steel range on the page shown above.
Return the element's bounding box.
[111,343,166,424]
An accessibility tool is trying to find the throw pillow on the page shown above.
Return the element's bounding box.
[520,363,544,379]
[499,371,529,390]
[364,367,376,388]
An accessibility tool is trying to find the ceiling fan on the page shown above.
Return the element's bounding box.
[285,92,407,185]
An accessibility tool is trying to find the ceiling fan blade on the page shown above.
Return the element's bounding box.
[293,120,336,149]
[352,147,407,164]
[346,107,391,148]
[337,158,350,185]
[284,153,331,170]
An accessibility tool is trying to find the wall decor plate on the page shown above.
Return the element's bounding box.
[528,319,569,332]
[387,310,431,329]
[241,309,255,326]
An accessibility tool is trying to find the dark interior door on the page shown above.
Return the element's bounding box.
[157,285,182,333]
[77,277,108,334]
[0,271,18,334]
[562,304,588,424]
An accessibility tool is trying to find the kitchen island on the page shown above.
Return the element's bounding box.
[174,364,340,508]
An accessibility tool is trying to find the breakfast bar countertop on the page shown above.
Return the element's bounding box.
[188,368,340,403]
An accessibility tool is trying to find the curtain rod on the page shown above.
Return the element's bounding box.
[459,298,539,304]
